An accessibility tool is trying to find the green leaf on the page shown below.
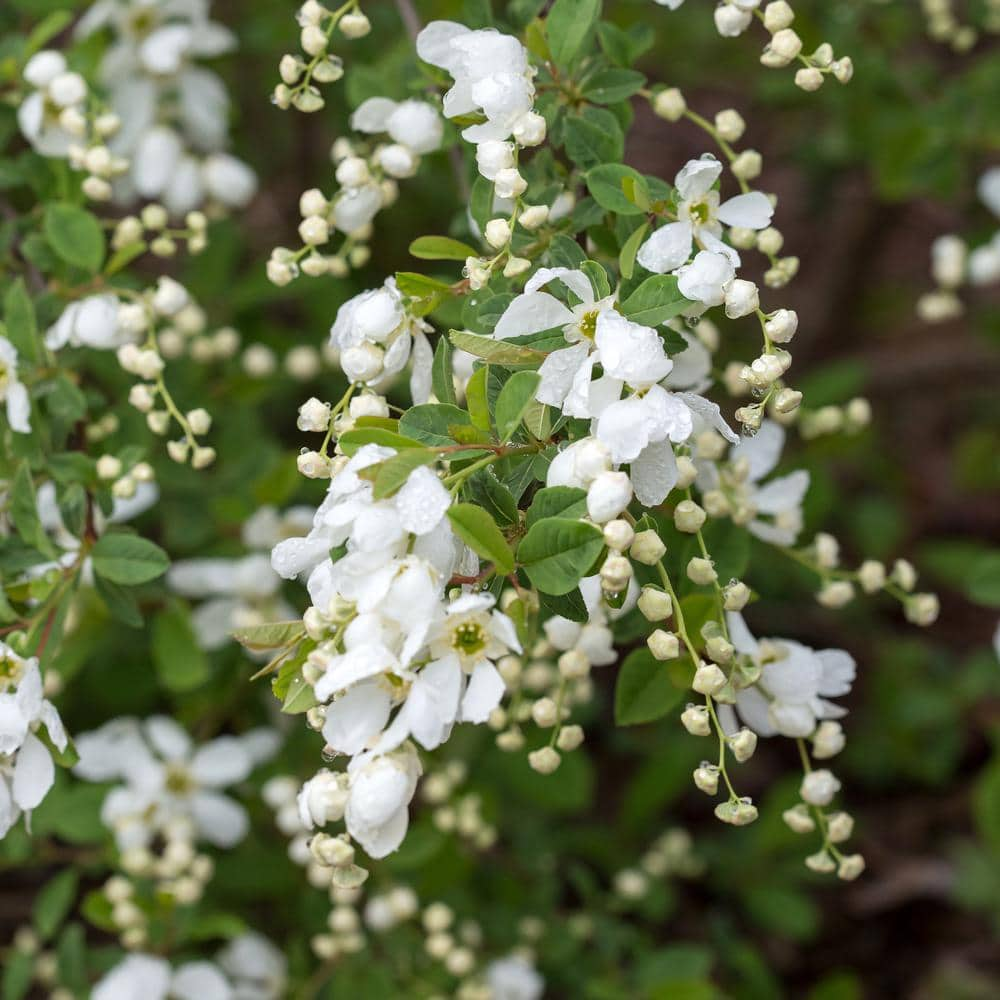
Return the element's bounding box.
[366,449,439,500]
[547,0,601,67]
[585,164,648,216]
[399,403,472,447]
[32,870,78,941]
[10,463,53,556]
[43,203,105,273]
[281,671,318,714]
[614,648,682,726]
[621,274,690,326]
[619,221,649,281]
[3,279,39,362]
[539,587,588,624]
[94,575,143,628]
[583,67,646,104]
[409,235,479,261]
[565,107,624,170]
[517,517,604,595]
[431,333,456,405]
[337,427,424,455]
[234,620,305,651]
[466,365,491,432]
[525,486,587,527]
[1,949,33,1000]
[152,603,209,692]
[447,503,515,574]
[495,371,541,442]
[449,329,545,366]
[91,533,169,585]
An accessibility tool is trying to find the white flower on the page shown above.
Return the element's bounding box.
[217,933,287,1000]
[721,613,856,738]
[92,953,232,1000]
[202,153,258,208]
[0,648,68,838]
[329,278,433,401]
[543,580,618,668]
[350,97,443,155]
[297,769,349,828]
[0,337,31,434]
[168,554,290,651]
[417,22,536,146]
[344,743,422,858]
[486,955,545,1000]
[45,295,125,351]
[74,716,270,849]
[18,50,86,158]
[701,420,808,545]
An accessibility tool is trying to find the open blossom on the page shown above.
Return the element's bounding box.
[17,50,88,157]
[0,337,31,434]
[495,267,736,505]
[486,954,546,1000]
[217,932,287,1000]
[76,0,256,213]
[350,97,443,178]
[698,420,809,545]
[74,716,276,849]
[0,646,68,838]
[719,613,856,738]
[45,294,127,351]
[329,278,433,402]
[343,744,422,858]
[92,953,232,1000]
[637,154,772,305]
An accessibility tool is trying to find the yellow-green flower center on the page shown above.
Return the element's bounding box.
[165,764,194,796]
[451,621,487,658]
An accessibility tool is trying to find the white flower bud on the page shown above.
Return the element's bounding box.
[299,215,330,246]
[800,768,841,807]
[729,727,757,762]
[693,662,727,696]
[557,724,584,752]
[648,629,680,661]
[795,67,824,92]
[298,450,332,478]
[600,554,632,593]
[687,557,717,586]
[167,440,189,463]
[558,649,590,680]
[762,28,803,67]
[494,168,527,200]
[96,455,122,480]
[715,5,753,37]
[693,762,720,794]
[715,798,758,826]
[905,593,939,627]
[630,529,666,565]
[300,24,327,56]
[519,205,549,230]
[764,1,795,31]
[652,87,686,121]
[827,811,854,844]
[714,109,745,143]
[378,144,418,179]
[814,532,839,569]
[756,227,784,256]
[512,111,547,147]
[602,519,634,552]
[587,471,633,523]
[817,580,854,609]
[674,500,706,534]
[891,559,917,592]
[336,156,370,188]
[705,635,734,665]
[192,446,216,470]
[675,455,698,489]
[528,747,561,774]
[724,279,760,319]
[782,804,815,833]
[831,57,854,84]
[111,476,136,500]
[531,697,558,728]
[773,387,802,413]
[723,581,751,611]
[484,218,512,249]
[837,854,865,881]
[731,150,763,181]
[805,850,836,874]
[857,560,886,594]
[681,704,711,736]
[298,397,332,432]
[186,408,211,435]
[476,140,515,180]
[638,587,672,622]
[339,13,371,38]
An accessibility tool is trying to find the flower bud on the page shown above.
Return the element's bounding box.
[723,581,751,611]
[648,629,680,661]
[512,111,547,147]
[715,798,758,825]
[298,397,332,432]
[764,1,795,32]
[837,854,865,881]
[905,593,939,627]
[186,408,211,435]
[96,455,122,480]
[528,747,561,774]
[484,218,512,249]
[600,554,632,593]
[715,5,752,37]
[827,811,854,844]
[693,662,727,696]
[587,471,633,523]
[675,455,698,488]
[705,635,734,665]
[558,650,589,680]
[653,87,686,121]
[773,387,802,413]
[762,28,803,67]
[298,450,332,478]
[681,704,711,736]
[782,804,815,833]
[693,762,720,794]
[831,57,854,84]
[812,720,845,759]
[795,67,824,92]
[629,529,666,565]
[638,587,672,622]
[519,205,549,230]
[602,519,634,553]
[531,698,558,728]
[817,580,854,609]
[805,850,836,874]
[729,727,757,762]
[674,500,706,534]
[494,168,527,200]
[714,109,745,143]
[557,724,584,751]
[800,768,841,807]
[724,278,760,318]
[339,13,371,38]
[687,557,717,586]
[857,560,885,594]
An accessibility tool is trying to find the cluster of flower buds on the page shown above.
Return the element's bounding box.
[421,761,498,850]
[96,453,155,503]
[918,169,1000,322]
[107,820,215,949]
[920,0,1000,50]
[613,827,704,902]
[273,1,370,112]
[112,203,209,259]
